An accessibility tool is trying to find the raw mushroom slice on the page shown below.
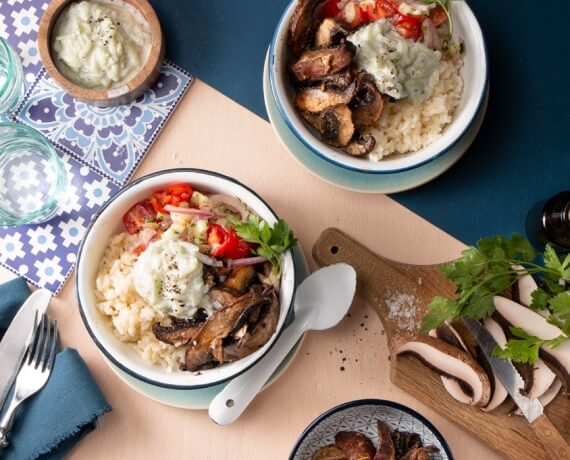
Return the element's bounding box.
[480,317,510,411]
[429,324,474,405]
[395,335,491,407]
[514,379,563,416]
[493,296,570,391]
[528,358,557,400]
[511,264,548,317]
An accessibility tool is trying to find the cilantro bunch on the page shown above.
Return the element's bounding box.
[233,215,297,275]
[421,234,570,363]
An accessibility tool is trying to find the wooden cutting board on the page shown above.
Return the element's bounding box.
[312,228,569,460]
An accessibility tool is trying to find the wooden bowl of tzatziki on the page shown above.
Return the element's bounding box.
[38,0,164,107]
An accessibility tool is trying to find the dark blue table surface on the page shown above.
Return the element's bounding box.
[150,0,570,245]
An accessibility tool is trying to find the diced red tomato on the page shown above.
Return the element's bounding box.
[393,13,423,40]
[322,0,341,17]
[133,243,148,256]
[207,224,252,259]
[430,6,448,27]
[363,0,397,21]
[122,200,157,234]
[150,183,193,214]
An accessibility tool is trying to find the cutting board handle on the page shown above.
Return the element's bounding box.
[532,414,570,460]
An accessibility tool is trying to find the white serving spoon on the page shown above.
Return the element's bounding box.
[208,263,357,425]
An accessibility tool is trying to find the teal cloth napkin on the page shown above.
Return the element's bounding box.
[0,278,112,460]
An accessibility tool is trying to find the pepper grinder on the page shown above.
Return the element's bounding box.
[526,191,570,250]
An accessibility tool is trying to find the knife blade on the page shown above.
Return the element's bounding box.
[0,289,51,410]
[463,317,543,422]
[463,317,570,460]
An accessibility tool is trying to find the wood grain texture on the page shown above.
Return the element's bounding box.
[313,227,570,460]
[38,0,164,107]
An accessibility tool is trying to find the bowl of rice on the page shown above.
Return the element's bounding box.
[269,0,488,174]
[76,169,296,389]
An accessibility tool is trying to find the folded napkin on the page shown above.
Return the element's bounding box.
[0,278,112,460]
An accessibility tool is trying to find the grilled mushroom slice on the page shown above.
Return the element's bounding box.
[296,81,356,112]
[400,446,440,460]
[335,432,376,460]
[291,43,355,82]
[314,18,350,48]
[183,290,276,371]
[350,72,384,129]
[375,421,396,460]
[312,445,348,460]
[342,133,375,156]
[152,321,202,346]
[224,266,257,294]
[395,335,491,406]
[391,431,422,458]
[303,104,355,147]
[493,296,570,392]
[289,0,325,56]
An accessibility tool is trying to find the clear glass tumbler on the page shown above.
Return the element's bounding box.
[0,38,25,115]
[0,123,68,226]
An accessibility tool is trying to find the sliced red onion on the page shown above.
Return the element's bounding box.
[209,194,250,222]
[195,252,224,267]
[422,18,441,50]
[228,256,268,268]
[137,228,157,245]
[164,205,221,220]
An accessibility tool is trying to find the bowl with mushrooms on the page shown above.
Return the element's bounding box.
[269,0,488,174]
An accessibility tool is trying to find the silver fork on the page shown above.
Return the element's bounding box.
[0,313,58,449]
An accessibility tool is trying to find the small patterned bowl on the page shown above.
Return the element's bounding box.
[289,399,453,460]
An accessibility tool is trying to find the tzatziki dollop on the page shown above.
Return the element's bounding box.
[52,0,151,89]
[348,20,441,102]
[133,238,212,319]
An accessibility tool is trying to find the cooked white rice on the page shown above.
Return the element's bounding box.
[94,232,186,370]
[367,59,463,161]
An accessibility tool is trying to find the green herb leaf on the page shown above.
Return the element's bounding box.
[530,288,551,311]
[419,296,459,333]
[493,327,543,364]
[234,217,297,275]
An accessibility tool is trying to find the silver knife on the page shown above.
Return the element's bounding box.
[463,317,569,460]
[0,289,51,410]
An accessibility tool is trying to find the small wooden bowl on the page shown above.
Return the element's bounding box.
[38,0,164,107]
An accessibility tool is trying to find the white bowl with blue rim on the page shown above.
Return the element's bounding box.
[289,399,453,459]
[269,0,488,175]
[76,168,296,390]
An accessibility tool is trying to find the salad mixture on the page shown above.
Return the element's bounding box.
[95,183,296,372]
[288,0,464,160]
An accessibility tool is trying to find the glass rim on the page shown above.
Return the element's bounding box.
[0,38,15,98]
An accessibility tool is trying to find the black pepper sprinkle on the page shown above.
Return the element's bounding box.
[364,315,368,319]
[340,366,345,371]
[339,350,343,354]
[347,313,351,318]
[360,323,364,327]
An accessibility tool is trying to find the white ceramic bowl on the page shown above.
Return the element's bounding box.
[76,169,296,389]
[269,1,488,174]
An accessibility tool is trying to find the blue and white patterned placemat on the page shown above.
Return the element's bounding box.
[0,0,193,293]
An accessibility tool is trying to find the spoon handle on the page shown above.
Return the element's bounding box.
[208,311,310,425]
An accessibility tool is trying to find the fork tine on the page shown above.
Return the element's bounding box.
[26,312,42,366]
[39,317,53,372]
[45,320,58,372]
[31,314,48,369]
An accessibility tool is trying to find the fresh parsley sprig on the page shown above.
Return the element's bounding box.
[233,215,297,275]
[420,234,570,363]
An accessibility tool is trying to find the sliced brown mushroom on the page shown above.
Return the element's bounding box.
[183,290,275,371]
[223,289,280,362]
[342,133,376,156]
[480,317,510,412]
[515,379,562,416]
[350,72,384,130]
[291,43,355,83]
[152,320,202,346]
[493,295,570,392]
[400,446,440,460]
[288,0,325,56]
[374,421,396,460]
[302,104,355,147]
[395,335,491,406]
[429,324,475,405]
[224,266,257,294]
[391,431,422,458]
[296,81,356,112]
[511,264,542,313]
[314,17,350,48]
[335,432,376,460]
[312,445,348,460]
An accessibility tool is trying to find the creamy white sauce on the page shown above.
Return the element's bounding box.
[133,239,212,319]
[348,20,441,102]
[52,0,151,89]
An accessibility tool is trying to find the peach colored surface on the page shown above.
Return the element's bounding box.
[0,80,502,459]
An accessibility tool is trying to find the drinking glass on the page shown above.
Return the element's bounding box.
[0,123,68,226]
[0,38,25,115]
